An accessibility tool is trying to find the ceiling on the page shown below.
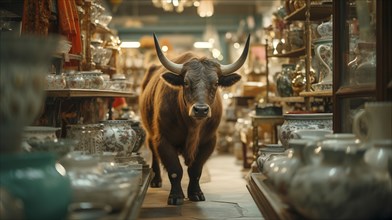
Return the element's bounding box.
[105,0,280,41]
[106,0,277,17]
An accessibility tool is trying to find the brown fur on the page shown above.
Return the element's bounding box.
[139,50,245,205]
[139,52,222,166]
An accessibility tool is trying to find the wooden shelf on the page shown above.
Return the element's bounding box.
[267,47,305,58]
[335,85,376,96]
[45,89,137,98]
[268,96,305,103]
[284,4,333,21]
[246,173,304,220]
[299,90,332,97]
[53,53,82,61]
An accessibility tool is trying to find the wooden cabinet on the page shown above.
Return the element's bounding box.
[332,0,392,133]
[247,1,392,220]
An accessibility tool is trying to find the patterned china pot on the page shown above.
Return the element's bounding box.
[66,124,104,154]
[101,119,137,156]
[278,113,332,148]
[129,119,146,153]
[23,126,61,144]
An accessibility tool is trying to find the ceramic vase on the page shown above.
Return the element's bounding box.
[23,126,60,144]
[0,34,60,153]
[256,144,286,173]
[130,120,146,153]
[288,135,392,219]
[0,152,72,220]
[365,139,392,172]
[269,139,311,202]
[276,64,295,97]
[278,113,333,148]
[66,124,104,154]
[101,119,137,156]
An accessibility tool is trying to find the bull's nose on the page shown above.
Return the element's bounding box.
[192,104,210,118]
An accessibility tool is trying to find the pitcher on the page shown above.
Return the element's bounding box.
[353,101,392,143]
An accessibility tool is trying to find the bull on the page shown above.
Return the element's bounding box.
[139,33,250,205]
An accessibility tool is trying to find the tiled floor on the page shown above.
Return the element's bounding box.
[137,151,264,220]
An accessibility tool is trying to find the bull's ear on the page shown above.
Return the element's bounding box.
[218,73,241,87]
[161,72,184,87]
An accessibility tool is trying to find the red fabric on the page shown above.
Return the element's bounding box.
[112,98,127,109]
[58,0,82,55]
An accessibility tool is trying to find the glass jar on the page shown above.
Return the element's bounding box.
[80,71,105,90]
[276,64,295,97]
[65,72,85,89]
[46,73,66,90]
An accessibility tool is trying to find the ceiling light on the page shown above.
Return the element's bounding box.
[152,0,194,13]
[197,0,214,17]
[120,41,141,48]
[193,41,212,49]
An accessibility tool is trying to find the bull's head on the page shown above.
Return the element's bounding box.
[154,33,250,119]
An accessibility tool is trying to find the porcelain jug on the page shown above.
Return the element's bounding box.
[353,101,392,143]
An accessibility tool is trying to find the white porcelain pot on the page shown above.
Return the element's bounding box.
[279,113,333,148]
[101,120,137,156]
[23,126,61,143]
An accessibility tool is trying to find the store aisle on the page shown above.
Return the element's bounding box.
[138,152,263,220]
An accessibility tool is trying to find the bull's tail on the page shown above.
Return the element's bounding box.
[141,64,159,91]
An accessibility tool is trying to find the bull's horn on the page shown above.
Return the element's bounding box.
[153,33,183,74]
[221,34,250,75]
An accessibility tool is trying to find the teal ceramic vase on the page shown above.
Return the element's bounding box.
[0,152,72,220]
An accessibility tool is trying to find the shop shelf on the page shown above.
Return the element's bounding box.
[246,173,304,220]
[267,47,306,58]
[284,4,333,21]
[268,96,305,103]
[53,53,82,61]
[45,89,137,98]
[299,90,332,97]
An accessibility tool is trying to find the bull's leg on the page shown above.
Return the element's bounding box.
[148,137,162,188]
[157,138,185,205]
[187,136,216,201]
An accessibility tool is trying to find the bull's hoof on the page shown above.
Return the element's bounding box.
[167,195,184,205]
[188,192,205,201]
[150,179,162,188]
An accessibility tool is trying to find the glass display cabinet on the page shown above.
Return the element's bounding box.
[333,0,392,133]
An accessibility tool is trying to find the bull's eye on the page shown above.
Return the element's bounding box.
[215,81,219,87]
[184,80,189,87]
